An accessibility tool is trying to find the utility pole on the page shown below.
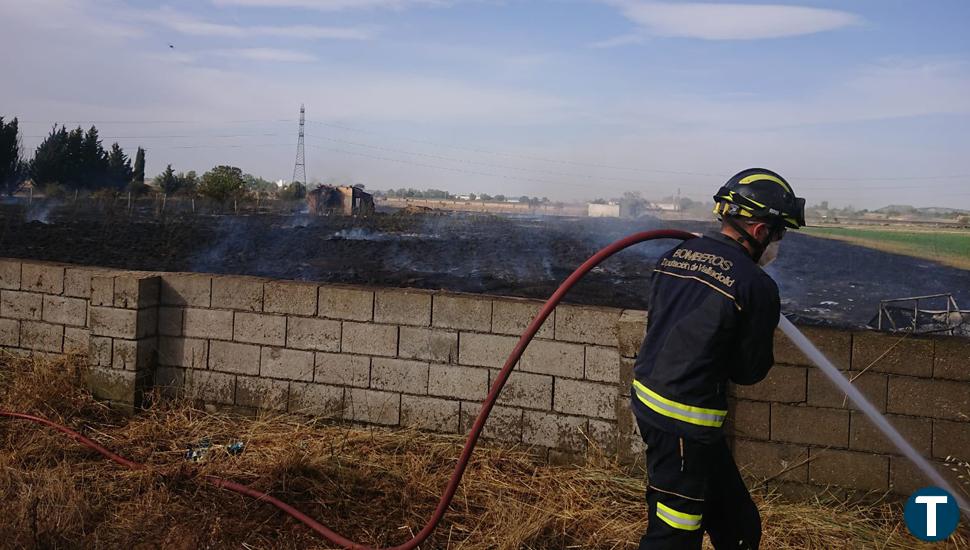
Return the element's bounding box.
[292,104,307,186]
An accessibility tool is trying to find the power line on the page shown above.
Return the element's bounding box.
[13,117,970,184]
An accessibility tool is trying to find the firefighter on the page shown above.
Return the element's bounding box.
[631,168,806,549]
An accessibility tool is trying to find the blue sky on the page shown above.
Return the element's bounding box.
[1,0,969,208]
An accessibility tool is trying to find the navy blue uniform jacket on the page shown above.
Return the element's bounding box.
[631,232,780,443]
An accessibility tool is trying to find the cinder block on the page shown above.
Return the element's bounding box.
[399,327,457,363]
[932,419,970,461]
[84,366,141,405]
[345,388,400,426]
[154,366,184,398]
[732,365,806,403]
[371,357,429,394]
[773,325,852,368]
[42,295,87,326]
[375,289,432,326]
[112,338,155,371]
[160,273,211,307]
[315,352,370,387]
[522,411,588,452]
[158,337,208,369]
[809,448,889,491]
[770,404,849,447]
[733,439,809,482]
[934,337,970,381]
[136,308,157,339]
[289,382,344,418]
[0,260,20,290]
[401,395,460,433]
[491,299,553,339]
[89,336,112,367]
[182,307,234,340]
[286,316,340,352]
[588,419,619,455]
[849,411,931,456]
[184,368,235,405]
[887,376,970,421]
[211,276,264,312]
[19,321,63,352]
[428,364,489,401]
[89,307,138,339]
[236,376,289,411]
[0,318,19,346]
[208,340,260,375]
[21,263,64,294]
[341,322,397,357]
[725,399,770,440]
[318,286,373,321]
[433,294,491,332]
[585,345,620,383]
[617,309,647,358]
[554,304,620,346]
[807,369,887,412]
[264,281,317,316]
[458,332,517,368]
[554,379,616,419]
[1,290,42,320]
[493,370,552,410]
[114,276,159,309]
[233,312,286,346]
[620,357,635,392]
[519,339,584,379]
[64,267,103,298]
[889,456,964,496]
[461,401,524,442]
[852,332,933,377]
[90,276,114,306]
[260,346,314,381]
[158,307,183,336]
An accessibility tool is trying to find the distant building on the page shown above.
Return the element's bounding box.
[588,202,621,217]
[307,185,375,216]
[457,195,472,201]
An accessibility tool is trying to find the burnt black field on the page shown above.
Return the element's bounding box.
[1,202,968,328]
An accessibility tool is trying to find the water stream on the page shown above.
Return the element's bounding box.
[778,315,969,516]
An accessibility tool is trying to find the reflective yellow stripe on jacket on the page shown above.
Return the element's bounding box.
[632,380,727,428]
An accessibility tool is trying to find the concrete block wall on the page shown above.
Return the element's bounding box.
[0,259,159,412]
[2,257,969,499]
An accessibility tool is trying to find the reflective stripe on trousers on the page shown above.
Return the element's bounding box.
[632,380,727,428]
[655,502,702,531]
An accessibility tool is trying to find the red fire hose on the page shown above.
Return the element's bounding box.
[0,229,694,549]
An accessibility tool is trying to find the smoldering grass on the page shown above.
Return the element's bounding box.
[1,351,967,549]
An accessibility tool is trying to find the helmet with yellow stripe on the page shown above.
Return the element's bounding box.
[713,168,805,229]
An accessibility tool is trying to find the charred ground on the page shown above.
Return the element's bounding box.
[1,202,968,327]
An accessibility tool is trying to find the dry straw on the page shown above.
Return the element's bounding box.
[1,352,967,549]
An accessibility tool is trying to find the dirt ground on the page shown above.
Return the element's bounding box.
[1,201,968,327]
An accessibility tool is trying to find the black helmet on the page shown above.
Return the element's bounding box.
[713,168,805,229]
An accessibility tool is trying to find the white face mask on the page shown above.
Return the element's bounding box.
[758,240,781,267]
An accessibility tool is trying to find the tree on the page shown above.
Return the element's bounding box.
[106,143,132,190]
[79,126,108,189]
[175,170,198,195]
[30,125,70,187]
[198,165,245,202]
[468,193,476,200]
[131,147,145,186]
[0,117,27,196]
[243,173,276,194]
[278,181,306,201]
[155,164,178,194]
[495,194,506,202]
